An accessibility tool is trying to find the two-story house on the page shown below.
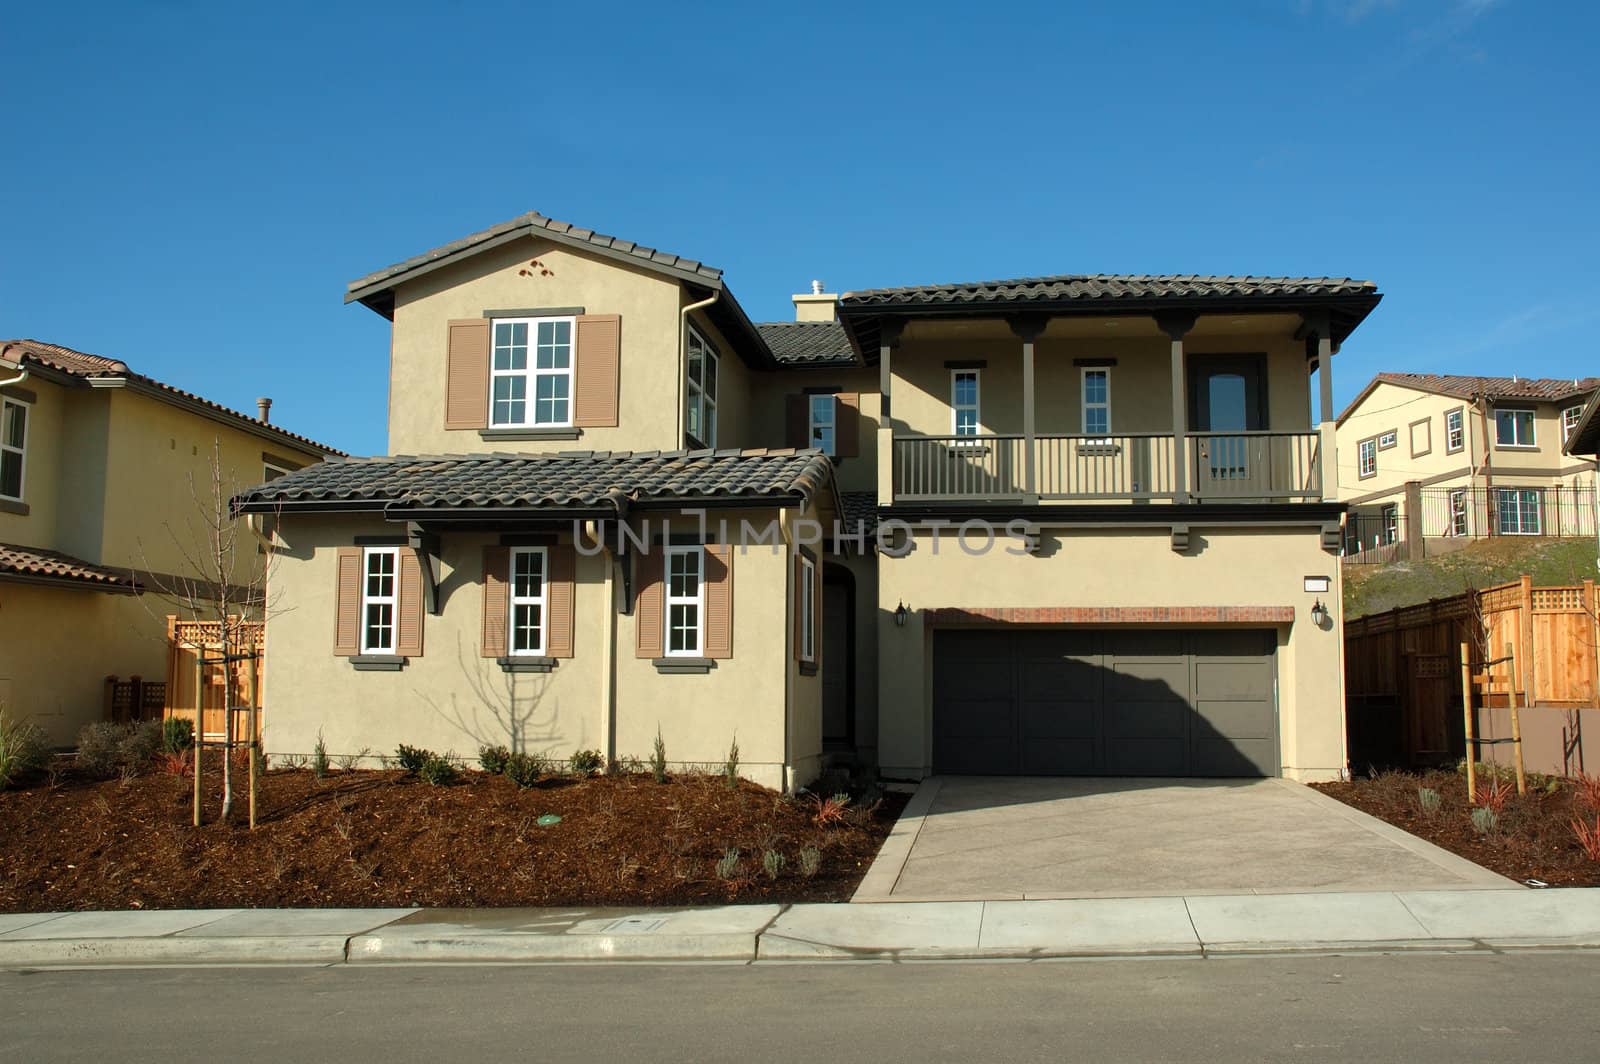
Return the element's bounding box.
[0,340,341,745]
[1336,373,1599,557]
[237,211,1381,787]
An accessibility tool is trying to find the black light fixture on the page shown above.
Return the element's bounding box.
[1310,599,1329,627]
[895,601,910,627]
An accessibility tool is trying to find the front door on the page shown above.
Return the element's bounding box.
[822,576,853,746]
[1188,356,1269,496]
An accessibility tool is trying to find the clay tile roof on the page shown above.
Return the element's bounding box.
[1373,372,1600,404]
[755,321,856,366]
[0,542,140,592]
[840,274,1379,307]
[233,448,836,514]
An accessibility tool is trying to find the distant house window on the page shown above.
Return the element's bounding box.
[1445,408,1464,453]
[951,370,981,436]
[1497,488,1542,535]
[1358,438,1377,478]
[664,545,704,656]
[1377,430,1397,450]
[1448,489,1469,537]
[1565,405,1585,443]
[361,547,399,654]
[1081,368,1111,437]
[490,316,573,428]
[1495,408,1535,448]
[508,547,547,656]
[0,398,27,501]
[685,325,719,447]
[809,395,836,456]
[798,553,816,663]
[1381,503,1399,545]
[263,460,293,482]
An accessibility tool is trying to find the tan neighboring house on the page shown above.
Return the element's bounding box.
[0,340,342,745]
[235,210,1382,787]
[1336,373,1599,557]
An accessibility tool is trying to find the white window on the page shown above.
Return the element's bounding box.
[0,398,27,501]
[798,553,816,662]
[1358,438,1377,478]
[951,370,981,436]
[1381,503,1399,546]
[1081,368,1111,437]
[263,460,294,483]
[1446,408,1464,453]
[685,325,719,447]
[1565,405,1584,442]
[1495,408,1535,448]
[1378,430,1397,450]
[664,545,704,656]
[360,547,399,654]
[808,395,836,456]
[508,547,547,656]
[1448,489,1469,536]
[490,316,574,427]
[1497,488,1542,535]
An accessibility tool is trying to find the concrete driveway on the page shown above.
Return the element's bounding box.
[857,777,1513,901]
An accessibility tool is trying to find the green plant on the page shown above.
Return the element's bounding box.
[479,744,512,774]
[1574,815,1600,861]
[650,728,669,784]
[761,848,785,879]
[1476,778,1512,814]
[418,755,458,787]
[798,845,822,878]
[0,706,48,790]
[715,846,742,880]
[395,744,433,774]
[724,735,740,789]
[161,717,194,755]
[335,748,371,772]
[846,798,883,828]
[570,748,604,777]
[1416,787,1441,815]
[504,752,543,788]
[312,730,330,780]
[1471,807,1499,836]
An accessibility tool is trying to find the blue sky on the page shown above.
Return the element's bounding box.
[3,0,1594,456]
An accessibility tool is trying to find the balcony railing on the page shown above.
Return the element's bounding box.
[892,431,1322,503]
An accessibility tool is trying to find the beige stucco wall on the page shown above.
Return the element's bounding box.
[875,523,1345,783]
[745,365,880,495]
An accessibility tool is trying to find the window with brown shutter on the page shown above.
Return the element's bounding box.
[634,549,664,657]
[445,319,491,429]
[836,393,860,457]
[481,546,509,658]
[333,547,363,656]
[703,543,733,659]
[546,544,576,658]
[573,315,621,427]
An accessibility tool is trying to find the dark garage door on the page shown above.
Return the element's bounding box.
[932,629,1278,777]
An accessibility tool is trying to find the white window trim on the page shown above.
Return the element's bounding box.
[663,545,705,657]
[263,460,293,482]
[1377,430,1397,450]
[0,396,29,502]
[798,552,816,663]
[950,369,981,437]
[1564,405,1584,443]
[1358,438,1377,478]
[808,394,836,456]
[360,546,399,655]
[1446,408,1465,453]
[507,546,548,657]
[1080,367,1111,438]
[489,315,576,429]
[685,324,719,447]
[1381,503,1399,545]
[1448,488,1469,536]
[1497,488,1542,535]
[1494,407,1536,448]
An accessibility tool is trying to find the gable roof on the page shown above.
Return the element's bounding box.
[1565,392,1600,459]
[0,542,141,593]
[755,321,857,366]
[1338,372,1600,425]
[1,340,345,458]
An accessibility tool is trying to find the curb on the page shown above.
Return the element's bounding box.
[0,935,351,968]
[345,931,760,964]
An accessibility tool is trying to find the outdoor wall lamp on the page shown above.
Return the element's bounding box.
[1310,599,1329,628]
[895,601,910,627]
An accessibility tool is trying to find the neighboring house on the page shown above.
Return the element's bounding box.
[0,340,342,745]
[235,210,1382,787]
[1336,373,1599,555]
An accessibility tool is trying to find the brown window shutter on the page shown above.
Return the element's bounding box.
[704,543,733,659]
[792,554,804,661]
[812,556,823,665]
[481,546,509,659]
[836,393,860,457]
[573,314,621,427]
[634,549,664,658]
[786,394,809,449]
[547,544,576,658]
[333,547,362,656]
[445,318,490,430]
[396,549,425,658]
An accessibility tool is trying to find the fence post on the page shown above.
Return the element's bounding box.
[1461,642,1477,803]
[1520,574,1537,707]
[1404,480,1424,561]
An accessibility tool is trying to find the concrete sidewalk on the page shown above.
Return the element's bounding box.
[4,889,1600,967]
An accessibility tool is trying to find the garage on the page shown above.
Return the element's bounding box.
[932,628,1278,777]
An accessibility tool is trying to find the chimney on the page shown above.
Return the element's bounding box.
[792,279,839,323]
[256,397,272,423]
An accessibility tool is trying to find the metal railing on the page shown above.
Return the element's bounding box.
[1418,485,1597,539]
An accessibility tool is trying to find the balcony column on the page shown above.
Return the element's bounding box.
[1009,315,1048,503]
[876,318,904,506]
[1155,313,1197,503]
[1306,310,1338,502]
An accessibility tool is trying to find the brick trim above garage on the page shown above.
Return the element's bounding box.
[926,606,1296,625]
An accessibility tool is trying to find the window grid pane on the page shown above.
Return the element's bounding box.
[508,548,547,655]
[664,548,704,656]
[0,451,20,498]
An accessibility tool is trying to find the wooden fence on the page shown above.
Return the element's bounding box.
[1345,577,1600,774]
[163,616,265,741]
[104,676,166,724]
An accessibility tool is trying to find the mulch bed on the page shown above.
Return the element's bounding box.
[0,758,906,912]
[1313,769,1600,887]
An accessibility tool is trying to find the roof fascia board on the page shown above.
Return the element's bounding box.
[107,376,339,459]
[0,571,141,595]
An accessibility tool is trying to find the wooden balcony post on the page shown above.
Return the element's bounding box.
[877,319,904,505]
[1155,313,1196,502]
[1305,312,1339,503]
[1009,315,1047,503]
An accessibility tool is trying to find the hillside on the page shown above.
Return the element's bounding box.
[1345,537,1599,619]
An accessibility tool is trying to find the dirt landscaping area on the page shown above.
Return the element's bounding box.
[0,757,905,912]
[1314,769,1600,887]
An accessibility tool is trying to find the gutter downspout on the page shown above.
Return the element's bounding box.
[678,290,719,446]
[0,347,30,391]
[1476,394,1495,536]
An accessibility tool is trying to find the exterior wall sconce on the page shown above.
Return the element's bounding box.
[895,601,910,627]
[1310,599,1329,628]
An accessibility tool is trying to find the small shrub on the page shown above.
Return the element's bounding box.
[812,792,852,827]
[76,721,162,780]
[335,748,371,772]
[161,717,194,754]
[715,846,742,880]
[0,706,48,789]
[570,748,604,777]
[478,744,512,775]
[155,750,192,778]
[1476,778,1512,815]
[650,728,668,784]
[1471,807,1499,836]
[1575,773,1600,813]
[724,735,740,789]
[418,755,458,787]
[312,731,330,780]
[1573,815,1600,862]
[762,849,785,880]
[1416,787,1441,816]
[395,744,433,774]
[504,752,543,788]
[798,845,822,878]
[846,798,883,828]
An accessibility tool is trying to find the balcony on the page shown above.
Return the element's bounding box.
[892,431,1323,504]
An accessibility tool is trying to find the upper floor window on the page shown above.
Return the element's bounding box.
[809,395,836,456]
[1081,368,1110,436]
[1495,408,1535,448]
[1358,437,1377,478]
[1445,408,1464,453]
[361,547,399,654]
[1377,430,1397,450]
[685,325,719,447]
[951,370,981,436]
[1,398,27,501]
[664,545,704,656]
[491,317,573,428]
[509,547,547,656]
[1564,404,1585,442]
